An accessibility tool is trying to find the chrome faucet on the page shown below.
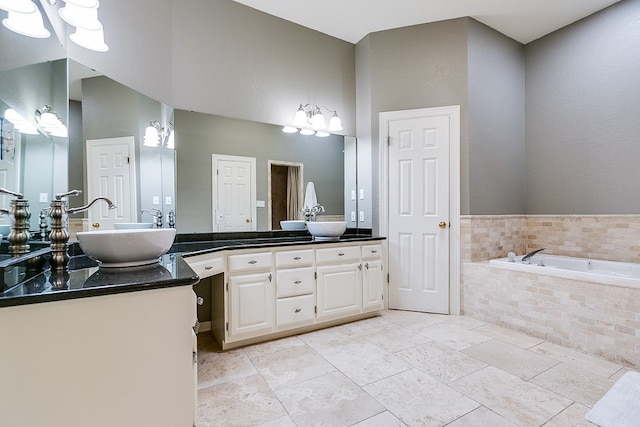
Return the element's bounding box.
[301,204,324,222]
[141,208,163,228]
[0,188,31,256]
[49,190,116,271]
[522,248,546,264]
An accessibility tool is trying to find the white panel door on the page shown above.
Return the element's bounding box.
[316,263,362,320]
[212,154,256,231]
[388,115,450,314]
[86,137,135,230]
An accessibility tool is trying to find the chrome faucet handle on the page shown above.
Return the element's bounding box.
[55,189,82,200]
[0,188,23,199]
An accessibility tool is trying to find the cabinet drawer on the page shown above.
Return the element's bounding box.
[315,245,360,264]
[362,244,383,260]
[227,251,272,273]
[275,249,314,268]
[276,267,315,298]
[276,294,315,327]
[185,255,225,278]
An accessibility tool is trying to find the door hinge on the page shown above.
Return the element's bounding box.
[386,136,391,145]
[127,156,130,164]
[387,273,390,283]
[192,351,197,365]
[226,282,229,291]
[225,322,229,331]
[382,294,384,300]
[314,306,317,314]
[314,271,317,280]
[268,273,272,282]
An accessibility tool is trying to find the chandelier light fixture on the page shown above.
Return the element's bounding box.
[144,120,174,149]
[283,103,343,136]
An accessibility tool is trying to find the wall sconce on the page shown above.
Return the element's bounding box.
[282,103,343,136]
[0,0,51,38]
[3,108,38,135]
[144,120,174,149]
[35,105,68,137]
[58,0,108,52]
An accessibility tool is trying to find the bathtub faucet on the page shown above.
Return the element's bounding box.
[522,248,546,264]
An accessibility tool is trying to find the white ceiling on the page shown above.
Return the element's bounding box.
[231,0,622,44]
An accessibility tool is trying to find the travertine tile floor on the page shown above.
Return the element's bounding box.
[197,310,631,426]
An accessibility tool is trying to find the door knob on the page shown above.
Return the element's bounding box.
[439,221,447,229]
[92,223,100,228]
[245,218,251,223]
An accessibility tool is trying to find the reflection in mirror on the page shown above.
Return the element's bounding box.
[176,110,352,232]
[69,60,175,231]
[0,59,67,234]
[0,1,67,245]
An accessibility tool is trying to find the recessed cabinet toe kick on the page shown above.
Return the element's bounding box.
[186,240,385,349]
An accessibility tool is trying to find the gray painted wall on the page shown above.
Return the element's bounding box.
[58,0,356,136]
[525,0,640,214]
[355,18,470,229]
[175,110,345,232]
[468,20,526,214]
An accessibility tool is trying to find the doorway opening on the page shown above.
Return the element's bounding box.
[268,160,303,230]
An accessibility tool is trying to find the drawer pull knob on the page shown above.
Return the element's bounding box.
[293,256,301,260]
[371,250,378,254]
[204,266,213,270]
[294,308,302,313]
[294,280,302,284]
[338,253,345,256]
[248,260,258,264]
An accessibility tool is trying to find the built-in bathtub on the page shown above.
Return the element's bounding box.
[490,254,640,287]
[463,254,640,369]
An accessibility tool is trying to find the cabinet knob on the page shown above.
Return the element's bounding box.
[338,253,345,256]
[294,308,302,313]
[294,280,302,284]
[204,266,213,270]
[293,256,301,260]
[371,250,378,254]
[248,260,258,264]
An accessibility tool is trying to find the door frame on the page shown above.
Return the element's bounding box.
[86,136,137,228]
[379,106,461,315]
[211,153,257,231]
[267,160,304,230]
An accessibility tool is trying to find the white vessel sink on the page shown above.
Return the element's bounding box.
[114,222,154,229]
[76,228,176,268]
[280,220,306,230]
[306,221,347,241]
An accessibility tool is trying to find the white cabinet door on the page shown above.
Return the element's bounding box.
[228,272,274,340]
[316,262,362,321]
[363,259,384,312]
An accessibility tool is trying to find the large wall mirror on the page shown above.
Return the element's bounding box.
[0,4,359,245]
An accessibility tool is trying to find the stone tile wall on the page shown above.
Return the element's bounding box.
[462,262,640,369]
[526,215,640,263]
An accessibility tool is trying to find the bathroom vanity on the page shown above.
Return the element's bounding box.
[0,254,200,427]
[181,234,386,349]
[0,231,385,426]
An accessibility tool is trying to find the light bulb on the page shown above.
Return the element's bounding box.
[143,125,160,147]
[294,105,307,127]
[328,113,343,132]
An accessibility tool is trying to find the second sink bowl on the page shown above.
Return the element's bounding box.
[76,228,176,268]
[306,221,347,241]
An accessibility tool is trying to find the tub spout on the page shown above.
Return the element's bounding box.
[522,248,546,264]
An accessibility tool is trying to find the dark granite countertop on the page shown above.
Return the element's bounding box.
[0,254,199,308]
[173,230,385,257]
[0,229,385,309]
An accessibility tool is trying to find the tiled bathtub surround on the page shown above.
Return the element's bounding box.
[461,214,640,370]
[463,262,640,370]
[461,214,640,264]
[527,215,640,264]
[460,215,527,263]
